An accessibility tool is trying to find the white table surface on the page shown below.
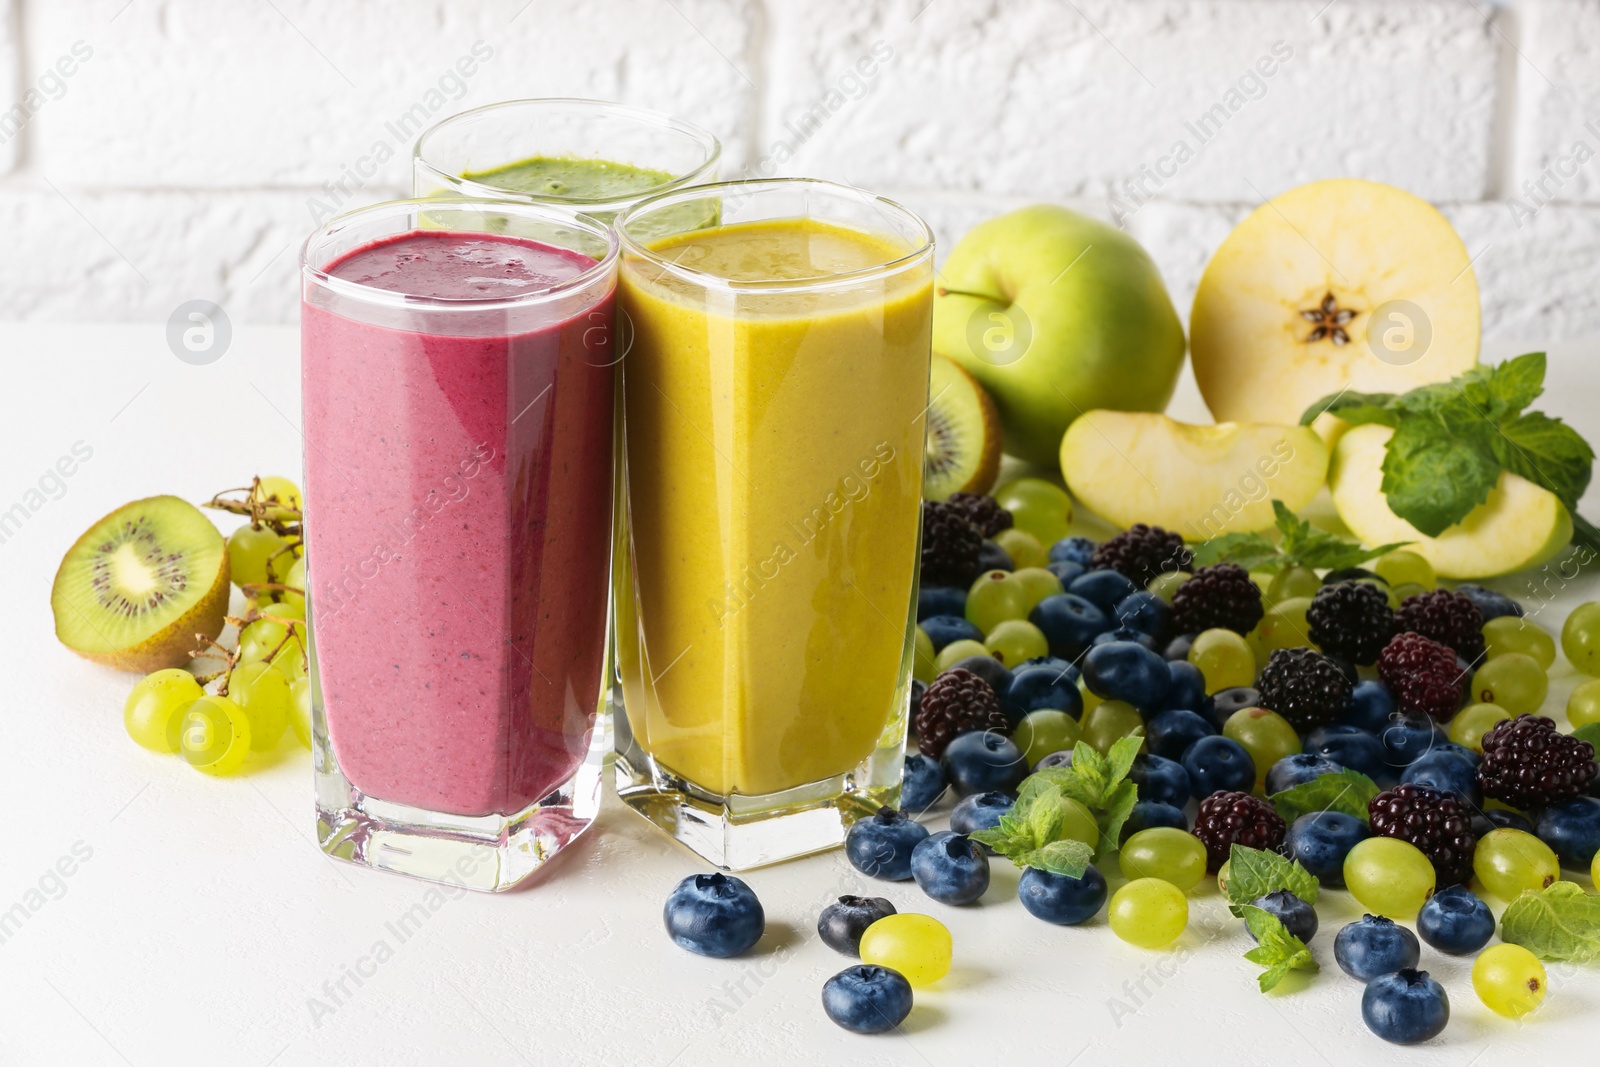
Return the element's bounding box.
[3,323,1599,1067]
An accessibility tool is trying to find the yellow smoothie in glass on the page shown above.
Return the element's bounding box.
[616,216,932,799]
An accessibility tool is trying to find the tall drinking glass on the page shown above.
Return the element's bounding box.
[612,179,935,869]
[300,199,619,890]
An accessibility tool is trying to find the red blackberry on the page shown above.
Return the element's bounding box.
[1377,632,1464,721]
[1090,524,1193,586]
[1396,589,1485,663]
[1192,790,1285,872]
[1254,647,1353,731]
[946,492,1012,538]
[913,667,1009,759]
[1306,580,1395,665]
[1477,714,1598,810]
[1171,563,1264,636]
[920,501,982,587]
[1368,784,1477,887]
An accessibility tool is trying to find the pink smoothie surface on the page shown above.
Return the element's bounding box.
[302,230,614,817]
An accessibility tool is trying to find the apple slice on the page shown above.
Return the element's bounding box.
[1329,424,1572,579]
[923,353,1001,500]
[1059,411,1328,541]
[1191,179,1480,425]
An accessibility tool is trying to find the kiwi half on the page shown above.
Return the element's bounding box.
[923,352,1001,501]
[52,496,229,673]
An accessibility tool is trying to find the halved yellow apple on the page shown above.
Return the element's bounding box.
[1330,424,1572,579]
[1060,411,1329,541]
[1191,179,1480,425]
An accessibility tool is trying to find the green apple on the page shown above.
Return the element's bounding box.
[1330,424,1571,579]
[1060,411,1328,540]
[932,205,1186,467]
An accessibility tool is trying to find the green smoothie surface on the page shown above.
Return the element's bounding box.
[463,155,678,201]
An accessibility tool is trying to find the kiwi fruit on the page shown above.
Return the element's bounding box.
[52,496,230,673]
[923,352,1001,501]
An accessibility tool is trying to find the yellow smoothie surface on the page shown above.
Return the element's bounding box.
[616,217,933,798]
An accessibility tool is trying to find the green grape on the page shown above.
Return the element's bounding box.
[1224,707,1300,789]
[1267,566,1320,605]
[1449,702,1510,752]
[966,570,1029,634]
[290,676,313,749]
[1147,571,1189,604]
[1118,828,1207,891]
[1343,837,1435,917]
[256,475,303,521]
[1108,878,1188,948]
[273,636,310,682]
[1257,597,1313,654]
[1216,860,1232,896]
[1593,847,1600,890]
[1374,550,1435,590]
[177,696,253,776]
[913,627,937,684]
[859,913,951,986]
[1472,828,1558,899]
[985,619,1048,666]
[992,478,1073,545]
[1483,616,1556,669]
[227,524,285,590]
[124,669,203,753]
[1473,943,1547,1018]
[1082,699,1143,754]
[935,639,989,672]
[1188,628,1256,693]
[239,618,290,663]
[283,555,307,612]
[1390,582,1428,603]
[1079,678,1103,714]
[1568,678,1600,728]
[263,601,305,624]
[1563,602,1600,675]
[1470,653,1547,715]
[229,661,290,751]
[1011,567,1064,611]
[1059,797,1099,849]
[1248,571,1274,598]
[993,528,1046,570]
[1014,710,1080,766]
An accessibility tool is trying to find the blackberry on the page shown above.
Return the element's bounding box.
[1090,524,1193,586]
[920,501,982,587]
[912,668,1009,760]
[1477,714,1598,810]
[1306,580,1395,665]
[1192,790,1285,872]
[1396,589,1485,663]
[1368,784,1477,887]
[946,492,1012,538]
[1171,563,1264,636]
[1255,647,1353,731]
[1377,632,1464,722]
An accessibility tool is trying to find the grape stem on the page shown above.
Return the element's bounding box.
[204,475,304,532]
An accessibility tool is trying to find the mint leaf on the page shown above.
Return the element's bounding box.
[1301,390,1400,428]
[1571,723,1600,747]
[1096,780,1138,862]
[1027,782,1065,845]
[1380,418,1502,537]
[1104,735,1142,786]
[1194,501,1406,575]
[1492,411,1594,512]
[1241,905,1319,992]
[1225,845,1320,916]
[1486,351,1547,415]
[1191,530,1280,571]
[1500,881,1600,961]
[1020,838,1094,879]
[1269,769,1381,825]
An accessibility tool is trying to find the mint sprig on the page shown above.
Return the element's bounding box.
[1571,723,1600,747]
[1241,905,1319,992]
[1269,769,1380,825]
[1024,735,1142,860]
[1192,500,1408,575]
[1224,844,1319,917]
[1302,352,1597,549]
[1500,881,1600,961]
[968,778,1094,878]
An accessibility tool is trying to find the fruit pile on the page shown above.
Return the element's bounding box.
[53,477,314,776]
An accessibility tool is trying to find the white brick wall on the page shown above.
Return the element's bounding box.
[2,0,1599,337]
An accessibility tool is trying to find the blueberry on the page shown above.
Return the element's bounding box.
[1284,811,1367,886]
[1090,626,1157,651]
[1018,654,1079,678]
[1416,885,1494,955]
[1455,583,1524,621]
[1163,632,1197,662]
[1003,664,1084,724]
[920,614,983,652]
[900,754,947,814]
[1248,888,1318,942]
[1029,593,1112,660]
[663,873,766,958]
[1471,807,1534,838]
[1068,569,1138,613]
[1207,686,1261,731]
[1153,660,1207,715]
[917,585,966,622]
[941,730,1028,798]
[1181,735,1256,796]
[1265,754,1344,796]
[1033,750,1074,772]
[1145,708,1215,761]
[1401,750,1481,806]
[1082,640,1171,710]
[976,539,1014,573]
[845,808,931,881]
[909,679,925,716]
[1378,714,1448,769]
[1361,969,1449,1045]
[950,790,1014,839]
[910,831,990,905]
[948,654,1012,700]
[821,964,914,1034]
[1049,535,1098,567]
[1343,680,1398,733]
[1535,796,1600,869]
[817,895,896,956]
[1334,914,1421,982]
[1120,799,1188,843]
[1128,753,1191,807]
[1304,724,1388,781]
[1045,560,1086,586]
[1112,590,1173,640]
[1018,864,1107,925]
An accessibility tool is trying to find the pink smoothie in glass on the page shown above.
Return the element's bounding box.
[301,230,614,817]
